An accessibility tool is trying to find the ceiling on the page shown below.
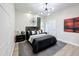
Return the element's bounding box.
[15,3,79,16]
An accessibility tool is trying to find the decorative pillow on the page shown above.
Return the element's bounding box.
[37,31,40,34]
[36,30,42,34]
[39,30,42,33]
[32,30,36,35]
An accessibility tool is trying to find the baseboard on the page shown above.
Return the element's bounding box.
[11,42,15,56]
[57,38,79,47]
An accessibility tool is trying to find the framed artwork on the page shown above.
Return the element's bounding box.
[64,17,79,33]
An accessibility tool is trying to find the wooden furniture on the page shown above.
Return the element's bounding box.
[15,34,25,42]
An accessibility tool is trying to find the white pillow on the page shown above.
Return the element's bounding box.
[39,30,42,33]
[37,31,40,34]
[32,30,36,35]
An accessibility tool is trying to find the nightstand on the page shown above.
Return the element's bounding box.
[15,34,25,42]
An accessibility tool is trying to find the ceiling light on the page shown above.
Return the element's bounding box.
[40,3,54,16]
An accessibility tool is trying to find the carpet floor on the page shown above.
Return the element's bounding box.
[19,40,66,56]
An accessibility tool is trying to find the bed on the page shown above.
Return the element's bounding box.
[25,27,57,53]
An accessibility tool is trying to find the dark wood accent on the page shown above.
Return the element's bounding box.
[15,35,25,42]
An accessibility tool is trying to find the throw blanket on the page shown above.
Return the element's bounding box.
[29,34,47,43]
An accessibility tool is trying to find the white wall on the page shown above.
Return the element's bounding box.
[0,3,15,56]
[15,11,40,32]
[46,5,79,46]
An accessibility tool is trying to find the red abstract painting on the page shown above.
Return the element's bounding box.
[64,17,79,33]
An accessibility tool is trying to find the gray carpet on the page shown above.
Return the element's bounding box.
[19,40,66,56]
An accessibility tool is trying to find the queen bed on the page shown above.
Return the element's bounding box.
[25,27,57,53]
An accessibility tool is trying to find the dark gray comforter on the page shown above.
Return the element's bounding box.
[34,35,55,41]
[31,35,57,53]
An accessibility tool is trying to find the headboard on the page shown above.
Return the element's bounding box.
[26,26,39,31]
[25,26,39,40]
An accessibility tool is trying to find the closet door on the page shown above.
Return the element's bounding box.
[0,4,15,56]
[0,5,10,55]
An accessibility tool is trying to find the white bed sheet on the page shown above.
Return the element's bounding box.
[29,34,47,44]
